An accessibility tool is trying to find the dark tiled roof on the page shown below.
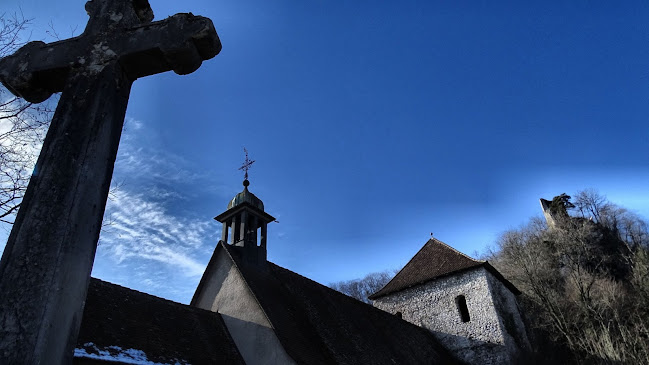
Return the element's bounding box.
[369,238,519,299]
[76,278,244,365]
[221,243,458,365]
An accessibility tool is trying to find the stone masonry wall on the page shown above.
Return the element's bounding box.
[372,267,510,365]
[485,270,532,360]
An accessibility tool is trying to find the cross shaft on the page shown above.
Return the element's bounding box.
[0,1,220,363]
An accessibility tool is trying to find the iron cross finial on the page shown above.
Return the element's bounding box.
[239,147,255,181]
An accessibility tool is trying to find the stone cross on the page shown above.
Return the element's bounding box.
[0,1,221,363]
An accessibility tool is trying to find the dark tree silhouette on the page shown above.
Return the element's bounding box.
[0,13,54,224]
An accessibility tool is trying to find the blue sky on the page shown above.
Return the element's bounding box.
[1,0,648,303]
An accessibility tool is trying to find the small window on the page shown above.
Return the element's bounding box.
[395,311,402,319]
[455,295,470,322]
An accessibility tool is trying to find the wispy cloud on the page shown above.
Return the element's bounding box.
[99,189,216,277]
[94,116,223,300]
[115,121,204,187]
[117,148,203,185]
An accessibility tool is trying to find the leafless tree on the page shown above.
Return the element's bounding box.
[488,190,649,364]
[329,270,397,304]
[0,13,54,224]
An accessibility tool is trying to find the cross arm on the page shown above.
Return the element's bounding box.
[0,38,83,103]
[0,13,220,104]
[117,13,221,80]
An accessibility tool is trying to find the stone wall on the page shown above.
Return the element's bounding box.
[485,269,532,360]
[372,267,518,365]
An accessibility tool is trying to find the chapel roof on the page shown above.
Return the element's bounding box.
[368,238,520,300]
[76,278,244,365]
[216,242,458,365]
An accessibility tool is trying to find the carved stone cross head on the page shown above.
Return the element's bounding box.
[0,0,221,103]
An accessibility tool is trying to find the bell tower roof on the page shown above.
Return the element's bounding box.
[227,180,264,211]
[215,178,274,226]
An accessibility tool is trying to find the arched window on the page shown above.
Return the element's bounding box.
[455,295,470,322]
[395,311,402,319]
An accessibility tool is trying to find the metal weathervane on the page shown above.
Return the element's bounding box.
[239,147,255,180]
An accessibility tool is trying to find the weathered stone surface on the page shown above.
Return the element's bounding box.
[0,1,220,364]
[484,267,532,360]
[372,266,531,365]
[0,8,220,103]
[0,62,132,365]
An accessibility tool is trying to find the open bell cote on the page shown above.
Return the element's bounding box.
[214,179,275,265]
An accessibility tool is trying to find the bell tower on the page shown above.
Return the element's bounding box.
[214,150,275,265]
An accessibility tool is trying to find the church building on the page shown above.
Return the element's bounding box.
[73,178,531,364]
[370,238,532,363]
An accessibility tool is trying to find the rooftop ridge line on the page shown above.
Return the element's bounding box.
[430,237,484,263]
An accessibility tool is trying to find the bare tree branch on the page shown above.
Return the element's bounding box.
[0,13,55,224]
[488,190,649,363]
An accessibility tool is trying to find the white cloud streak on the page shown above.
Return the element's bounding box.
[97,117,221,283]
[100,188,216,278]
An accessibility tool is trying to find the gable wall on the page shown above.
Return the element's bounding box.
[484,269,532,360]
[193,250,295,365]
[372,267,510,365]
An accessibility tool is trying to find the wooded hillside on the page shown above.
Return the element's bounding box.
[488,190,649,364]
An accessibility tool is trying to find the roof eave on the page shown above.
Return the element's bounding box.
[483,262,521,295]
[369,262,521,300]
[190,241,225,306]
[214,202,276,223]
[369,263,482,300]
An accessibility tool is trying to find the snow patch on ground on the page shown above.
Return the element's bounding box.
[74,342,189,365]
